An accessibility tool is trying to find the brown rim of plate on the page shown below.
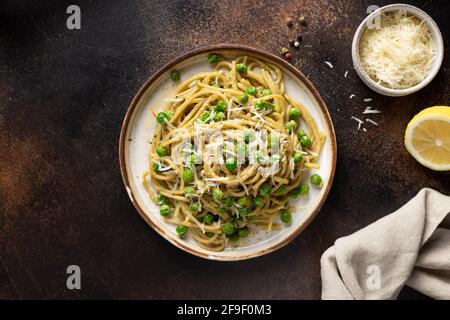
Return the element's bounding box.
[119,44,337,261]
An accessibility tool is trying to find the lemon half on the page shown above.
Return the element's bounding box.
[404,106,450,171]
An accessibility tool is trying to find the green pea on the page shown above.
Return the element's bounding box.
[253,196,264,207]
[259,183,272,197]
[212,187,225,201]
[294,152,303,163]
[246,86,257,96]
[280,210,292,224]
[238,207,250,217]
[299,183,309,195]
[156,111,172,124]
[300,135,312,148]
[261,89,272,96]
[210,81,222,88]
[234,218,246,229]
[156,145,166,157]
[214,111,226,122]
[255,100,266,110]
[182,168,194,183]
[218,206,227,213]
[160,204,171,217]
[285,120,297,133]
[289,187,300,198]
[235,63,247,73]
[219,197,234,212]
[265,103,274,113]
[157,193,170,206]
[170,70,180,82]
[297,129,307,139]
[208,53,220,64]
[152,162,160,173]
[203,213,214,225]
[289,107,301,120]
[275,186,286,194]
[310,174,323,186]
[244,130,255,143]
[200,111,212,123]
[236,142,247,157]
[183,186,196,196]
[189,202,200,213]
[224,197,235,208]
[239,93,249,103]
[176,225,187,235]
[217,100,227,111]
[237,196,252,208]
[187,153,201,165]
[238,227,250,237]
[228,233,240,242]
[222,222,235,235]
[225,157,237,171]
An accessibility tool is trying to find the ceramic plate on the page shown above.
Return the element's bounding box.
[119,45,337,260]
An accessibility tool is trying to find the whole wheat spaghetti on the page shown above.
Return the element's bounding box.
[143,55,325,251]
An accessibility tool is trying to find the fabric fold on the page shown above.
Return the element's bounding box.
[321,188,450,300]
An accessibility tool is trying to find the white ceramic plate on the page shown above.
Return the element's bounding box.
[119,45,337,260]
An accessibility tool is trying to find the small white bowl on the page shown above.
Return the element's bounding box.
[352,3,444,97]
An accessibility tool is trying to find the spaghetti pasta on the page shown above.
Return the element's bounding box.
[143,55,325,251]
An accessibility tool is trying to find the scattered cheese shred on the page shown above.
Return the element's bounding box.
[351,116,364,130]
[366,118,378,126]
[363,107,381,114]
[325,61,333,69]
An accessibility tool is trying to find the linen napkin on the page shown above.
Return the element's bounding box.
[321,188,450,300]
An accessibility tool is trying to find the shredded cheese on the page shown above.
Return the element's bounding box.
[363,107,381,114]
[359,10,435,89]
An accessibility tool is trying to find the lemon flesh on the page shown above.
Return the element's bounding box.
[405,106,450,171]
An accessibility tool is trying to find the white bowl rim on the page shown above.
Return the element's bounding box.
[351,3,444,97]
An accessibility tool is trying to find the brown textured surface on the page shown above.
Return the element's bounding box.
[0,0,448,299]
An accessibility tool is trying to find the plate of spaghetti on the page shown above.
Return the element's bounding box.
[119,45,336,260]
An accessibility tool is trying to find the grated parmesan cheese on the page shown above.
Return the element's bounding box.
[366,118,378,126]
[363,107,381,114]
[359,10,435,89]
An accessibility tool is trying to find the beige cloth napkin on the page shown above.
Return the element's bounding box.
[321,188,450,300]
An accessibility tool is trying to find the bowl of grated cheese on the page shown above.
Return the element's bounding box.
[352,4,444,96]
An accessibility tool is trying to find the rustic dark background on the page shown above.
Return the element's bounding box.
[0,0,448,300]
